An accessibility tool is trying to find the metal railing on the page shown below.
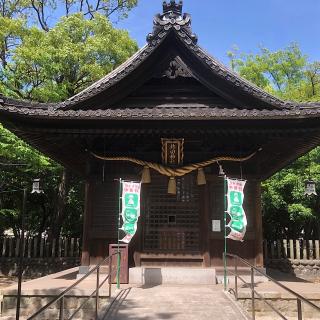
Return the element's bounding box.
[224,253,320,320]
[27,252,120,320]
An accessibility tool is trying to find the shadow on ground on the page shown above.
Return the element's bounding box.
[100,287,179,320]
[266,268,311,283]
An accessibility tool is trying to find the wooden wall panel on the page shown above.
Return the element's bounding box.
[90,181,118,239]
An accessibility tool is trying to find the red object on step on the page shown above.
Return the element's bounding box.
[109,244,129,284]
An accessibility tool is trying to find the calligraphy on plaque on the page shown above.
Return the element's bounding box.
[161,138,184,166]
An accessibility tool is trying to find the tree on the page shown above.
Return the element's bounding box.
[228,43,320,101]
[229,44,320,239]
[1,13,138,101]
[0,0,138,29]
[262,149,320,240]
[0,10,138,238]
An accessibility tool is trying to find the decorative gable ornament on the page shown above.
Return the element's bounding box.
[163,60,190,79]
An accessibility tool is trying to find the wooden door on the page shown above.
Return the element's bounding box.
[143,174,200,252]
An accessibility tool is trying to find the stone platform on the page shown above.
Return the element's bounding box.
[129,267,216,285]
[0,267,112,319]
[226,269,320,319]
[1,267,320,319]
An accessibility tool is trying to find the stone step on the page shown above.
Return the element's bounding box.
[129,267,216,285]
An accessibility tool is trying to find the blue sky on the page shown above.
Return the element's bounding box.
[117,0,320,65]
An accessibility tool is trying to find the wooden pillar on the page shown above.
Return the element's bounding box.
[254,181,264,267]
[199,184,211,267]
[81,180,93,266]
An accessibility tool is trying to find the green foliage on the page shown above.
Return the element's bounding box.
[262,148,320,239]
[229,43,320,101]
[230,44,320,239]
[0,4,138,237]
[0,123,64,236]
[1,13,138,101]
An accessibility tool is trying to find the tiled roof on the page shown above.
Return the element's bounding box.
[58,7,286,110]
[0,2,320,121]
[1,99,320,121]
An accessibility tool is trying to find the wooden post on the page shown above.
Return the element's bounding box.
[64,237,68,257]
[254,182,264,267]
[15,238,20,257]
[45,238,50,257]
[81,180,93,266]
[27,238,32,258]
[9,238,13,257]
[40,237,44,258]
[22,237,26,258]
[283,239,287,258]
[58,237,62,258]
[277,240,282,259]
[77,238,80,257]
[2,238,7,257]
[309,240,314,260]
[315,240,320,260]
[70,238,75,257]
[289,240,294,259]
[271,241,275,259]
[296,240,300,260]
[52,239,56,258]
[199,183,210,267]
[303,240,307,260]
[33,238,38,258]
[263,240,268,261]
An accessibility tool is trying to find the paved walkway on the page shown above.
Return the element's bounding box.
[101,285,248,320]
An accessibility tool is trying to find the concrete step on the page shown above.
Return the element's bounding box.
[129,267,216,285]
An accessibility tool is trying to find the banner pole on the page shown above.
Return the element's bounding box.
[223,175,227,291]
[117,178,122,290]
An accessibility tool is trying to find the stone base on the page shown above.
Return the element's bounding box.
[1,296,111,319]
[129,267,216,285]
[237,292,320,319]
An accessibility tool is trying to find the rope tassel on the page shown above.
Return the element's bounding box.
[141,166,151,184]
[168,177,177,195]
[197,168,206,185]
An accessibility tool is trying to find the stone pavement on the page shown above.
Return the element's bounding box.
[100,285,249,320]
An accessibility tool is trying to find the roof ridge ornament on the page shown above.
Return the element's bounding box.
[163,0,183,16]
[147,1,198,45]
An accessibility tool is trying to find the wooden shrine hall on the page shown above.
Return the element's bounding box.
[1,0,320,270]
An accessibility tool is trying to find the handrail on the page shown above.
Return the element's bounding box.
[225,253,320,320]
[27,252,120,320]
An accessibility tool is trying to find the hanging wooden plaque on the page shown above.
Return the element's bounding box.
[161,138,184,166]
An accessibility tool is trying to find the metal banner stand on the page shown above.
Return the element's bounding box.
[223,174,228,291]
[117,178,122,290]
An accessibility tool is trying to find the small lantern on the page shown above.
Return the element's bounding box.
[305,180,317,196]
[31,178,44,194]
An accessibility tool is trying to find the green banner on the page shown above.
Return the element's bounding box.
[227,178,247,241]
[120,181,141,243]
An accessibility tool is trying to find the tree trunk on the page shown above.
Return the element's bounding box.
[49,168,70,239]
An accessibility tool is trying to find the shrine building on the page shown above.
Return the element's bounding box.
[1,1,320,270]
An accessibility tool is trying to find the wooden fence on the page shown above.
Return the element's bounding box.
[2,237,319,261]
[0,237,81,258]
[264,239,320,261]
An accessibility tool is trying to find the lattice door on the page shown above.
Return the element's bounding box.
[143,174,200,252]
